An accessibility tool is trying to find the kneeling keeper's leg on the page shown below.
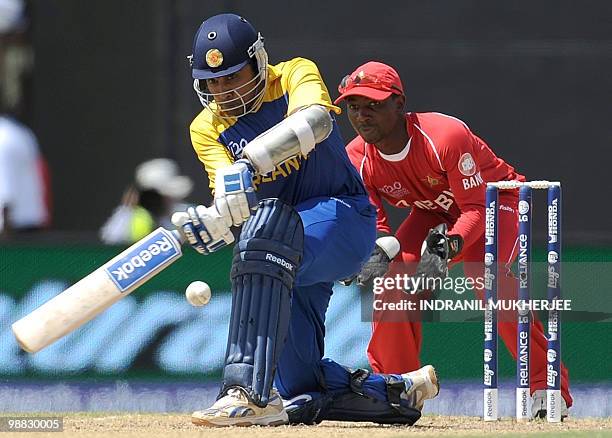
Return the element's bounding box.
[220,198,304,406]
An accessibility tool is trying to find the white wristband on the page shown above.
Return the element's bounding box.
[376,235,401,260]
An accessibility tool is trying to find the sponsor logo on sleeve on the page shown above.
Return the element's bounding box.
[462,171,483,190]
[458,152,476,176]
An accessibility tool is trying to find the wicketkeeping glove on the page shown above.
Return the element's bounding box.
[405,223,463,293]
[340,234,401,286]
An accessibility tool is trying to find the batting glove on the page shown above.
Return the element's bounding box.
[214,159,258,228]
[171,205,235,255]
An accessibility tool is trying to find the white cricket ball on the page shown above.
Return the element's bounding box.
[185,281,211,307]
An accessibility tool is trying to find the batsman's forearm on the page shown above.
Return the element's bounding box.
[242,105,333,175]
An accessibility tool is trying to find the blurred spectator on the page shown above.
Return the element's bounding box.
[0,0,23,32]
[0,112,49,236]
[1,0,32,118]
[0,0,50,238]
[100,158,193,244]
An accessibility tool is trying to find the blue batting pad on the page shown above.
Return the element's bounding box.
[221,199,303,407]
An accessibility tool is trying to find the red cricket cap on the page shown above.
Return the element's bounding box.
[334,61,404,105]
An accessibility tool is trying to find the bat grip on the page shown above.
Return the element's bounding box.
[171,229,186,245]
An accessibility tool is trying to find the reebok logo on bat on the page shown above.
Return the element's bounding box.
[105,229,181,292]
[111,237,174,280]
[265,253,293,271]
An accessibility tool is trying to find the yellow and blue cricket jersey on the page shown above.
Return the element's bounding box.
[189,57,367,205]
[190,56,384,407]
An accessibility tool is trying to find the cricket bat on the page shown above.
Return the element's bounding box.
[11,227,183,353]
[11,107,334,354]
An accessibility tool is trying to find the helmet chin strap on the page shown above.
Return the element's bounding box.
[193,34,269,120]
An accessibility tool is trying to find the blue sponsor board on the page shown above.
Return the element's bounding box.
[104,229,181,292]
[0,280,371,376]
[0,278,609,379]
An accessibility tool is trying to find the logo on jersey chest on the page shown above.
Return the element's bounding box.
[223,136,301,189]
[252,156,302,188]
[227,138,248,158]
[412,190,455,211]
[421,175,441,187]
[379,181,410,199]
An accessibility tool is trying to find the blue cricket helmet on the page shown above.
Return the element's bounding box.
[190,13,263,80]
[188,13,269,118]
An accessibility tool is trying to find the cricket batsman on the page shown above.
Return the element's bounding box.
[335,61,572,418]
[172,15,439,427]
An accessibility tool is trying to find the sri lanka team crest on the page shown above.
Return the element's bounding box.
[206,49,224,68]
[458,152,476,176]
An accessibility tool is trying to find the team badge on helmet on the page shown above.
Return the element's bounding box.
[190,14,269,118]
[205,49,224,68]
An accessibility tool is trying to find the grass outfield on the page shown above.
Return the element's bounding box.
[2,413,609,437]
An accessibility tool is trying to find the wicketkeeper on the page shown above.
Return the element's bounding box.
[336,61,573,418]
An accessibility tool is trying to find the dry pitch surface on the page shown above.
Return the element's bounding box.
[3,414,610,438]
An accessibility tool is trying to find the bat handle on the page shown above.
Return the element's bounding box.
[171,228,186,245]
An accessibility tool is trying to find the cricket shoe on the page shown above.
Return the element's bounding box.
[192,387,288,427]
[531,389,569,420]
[400,365,440,411]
